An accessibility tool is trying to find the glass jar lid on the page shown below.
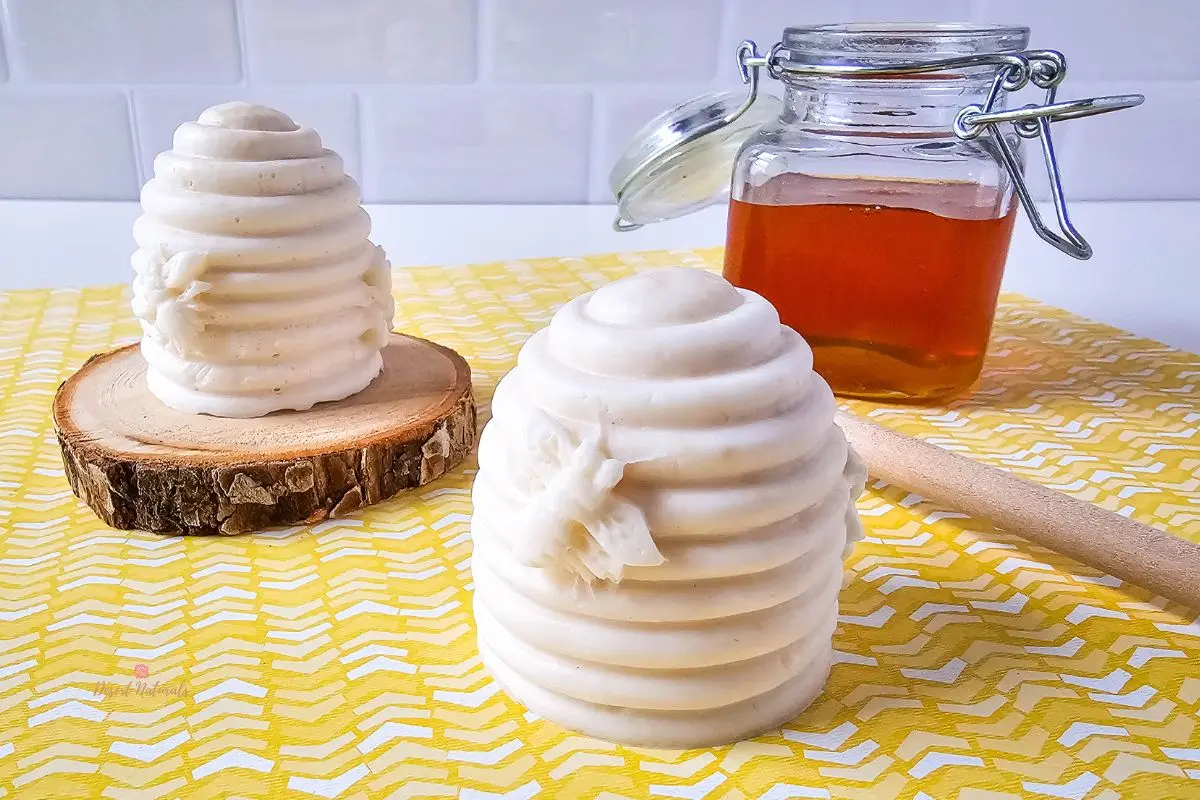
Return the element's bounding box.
[609,88,781,230]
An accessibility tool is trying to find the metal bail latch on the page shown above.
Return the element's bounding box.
[735,41,1144,261]
[950,51,1143,260]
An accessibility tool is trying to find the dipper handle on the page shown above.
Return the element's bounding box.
[836,410,1200,611]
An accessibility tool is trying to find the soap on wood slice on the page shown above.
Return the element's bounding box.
[53,334,476,536]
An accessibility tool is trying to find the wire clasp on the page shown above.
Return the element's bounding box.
[736,41,1145,260]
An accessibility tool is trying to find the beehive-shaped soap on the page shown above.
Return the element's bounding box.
[132,102,394,417]
[471,267,866,747]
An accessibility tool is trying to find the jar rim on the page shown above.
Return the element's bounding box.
[782,22,1031,66]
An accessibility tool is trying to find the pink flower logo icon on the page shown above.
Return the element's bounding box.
[133,663,150,680]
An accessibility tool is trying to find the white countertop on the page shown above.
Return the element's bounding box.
[1,200,1196,354]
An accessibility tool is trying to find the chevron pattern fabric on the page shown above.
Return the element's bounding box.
[1,247,1198,799]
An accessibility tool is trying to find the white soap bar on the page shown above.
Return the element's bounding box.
[471,267,866,747]
[131,102,394,417]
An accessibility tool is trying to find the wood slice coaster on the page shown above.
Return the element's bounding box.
[53,334,476,536]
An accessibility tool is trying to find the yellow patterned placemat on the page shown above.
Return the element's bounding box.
[1,247,1198,800]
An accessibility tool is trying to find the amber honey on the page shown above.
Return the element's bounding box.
[723,174,1018,403]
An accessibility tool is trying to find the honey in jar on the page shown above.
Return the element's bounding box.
[724,174,1018,402]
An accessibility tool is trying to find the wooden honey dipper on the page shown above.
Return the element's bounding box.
[835,411,1200,611]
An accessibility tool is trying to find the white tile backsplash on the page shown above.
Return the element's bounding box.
[363,87,591,203]
[0,91,137,199]
[240,0,476,84]
[489,0,723,83]
[133,88,361,186]
[2,0,240,84]
[0,0,1191,203]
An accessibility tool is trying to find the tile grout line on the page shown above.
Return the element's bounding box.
[585,84,608,205]
[123,88,144,193]
[232,0,252,87]
[715,0,739,78]
[354,90,371,202]
[474,0,493,84]
[581,88,599,204]
[0,8,9,83]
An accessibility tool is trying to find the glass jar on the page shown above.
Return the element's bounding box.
[610,22,1142,405]
[727,23,1026,403]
